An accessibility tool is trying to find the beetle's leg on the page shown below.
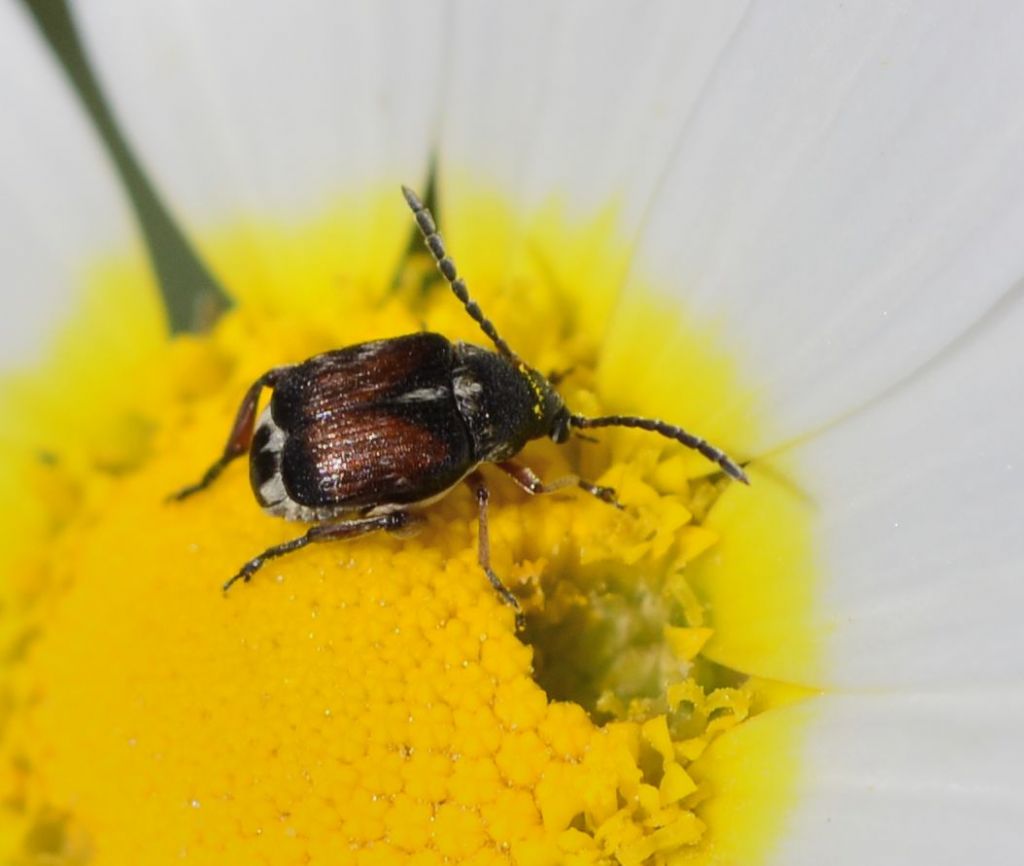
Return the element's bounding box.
[223,511,418,592]
[170,366,291,501]
[464,471,524,629]
[496,460,624,510]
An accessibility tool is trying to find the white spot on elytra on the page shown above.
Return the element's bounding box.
[395,385,449,403]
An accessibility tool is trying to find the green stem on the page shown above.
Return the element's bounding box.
[22,0,231,333]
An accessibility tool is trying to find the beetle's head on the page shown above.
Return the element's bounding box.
[524,368,571,444]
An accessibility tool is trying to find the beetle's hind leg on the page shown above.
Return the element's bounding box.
[497,460,624,510]
[465,471,524,630]
[223,511,419,592]
[170,366,291,501]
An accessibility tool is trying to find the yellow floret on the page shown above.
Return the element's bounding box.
[0,190,816,865]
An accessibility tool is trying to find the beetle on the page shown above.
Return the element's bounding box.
[173,186,747,623]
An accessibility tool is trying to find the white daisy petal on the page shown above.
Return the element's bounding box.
[440,1,749,224]
[763,692,1024,866]
[626,1,1024,449]
[696,281,1024,688]
[0,2,149,369]
[74,0,445,296]
[798,287,1024,688]
[439,2,1024,453]
[438,1,751,291]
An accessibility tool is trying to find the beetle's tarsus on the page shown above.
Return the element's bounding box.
[483,564,522,611]
[580,481,625,510]
[223,561,260,593]
[483,565,526,631]
[169,462,225,503]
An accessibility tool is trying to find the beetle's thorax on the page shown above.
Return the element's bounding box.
[452,342,566,462]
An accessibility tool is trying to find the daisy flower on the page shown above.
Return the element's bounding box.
[2,2,1023,865]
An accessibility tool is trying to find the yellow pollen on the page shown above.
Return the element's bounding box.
[0,187,817,865]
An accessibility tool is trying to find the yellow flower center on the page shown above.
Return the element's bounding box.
[0,188,817,865]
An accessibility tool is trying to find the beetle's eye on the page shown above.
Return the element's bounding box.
[550,412,571,444]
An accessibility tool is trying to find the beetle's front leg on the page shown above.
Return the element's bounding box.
[496,460,624,510]
[170,366,291,501]
[464,471,524,630]
[223,511,419,592]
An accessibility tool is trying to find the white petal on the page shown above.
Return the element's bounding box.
[437,1,751,299]
[0,3,149,370]
[695,285,1024,688]
[765,692,1024,866]
[440,1,749,227]
[627,1,1024,449]
[797,287,1024,688]
[442,2,1024,451]
[74,0,445,298]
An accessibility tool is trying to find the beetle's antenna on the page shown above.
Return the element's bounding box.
[402,185,520,362]
[570,414,750,484]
